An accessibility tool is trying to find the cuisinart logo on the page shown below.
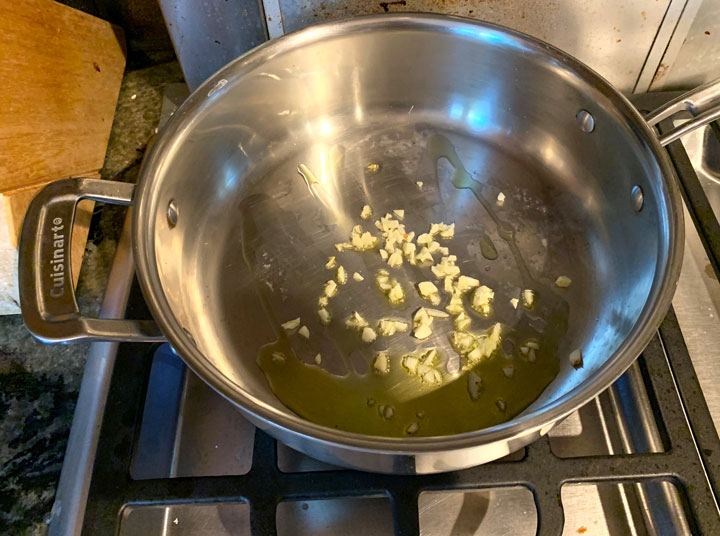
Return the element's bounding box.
[48,217,66,298]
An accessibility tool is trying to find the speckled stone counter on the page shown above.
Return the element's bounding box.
[0,61,184,535]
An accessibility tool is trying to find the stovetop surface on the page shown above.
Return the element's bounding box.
[58,93,720,535]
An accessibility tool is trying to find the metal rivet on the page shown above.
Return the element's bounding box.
[631,185,644,212]
[576,109,595,133]
[167,199,178,227]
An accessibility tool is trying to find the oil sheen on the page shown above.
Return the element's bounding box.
[255,133,568,437]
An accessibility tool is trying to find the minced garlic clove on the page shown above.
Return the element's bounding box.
[373,351,390,374]
[570,348,583,369]
[336,265,348,285]
[298,326,310,338]
[555,275,572,288]
[317,308,331,325]
[360,204,373,219]
[522,289,535,308]
[352,272,364,282]
[324,280,338,298]
[361,327,377,343]
[325,256,337,269]
[281,317,301,331]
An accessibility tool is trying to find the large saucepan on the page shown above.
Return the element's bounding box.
[19,15,720,473]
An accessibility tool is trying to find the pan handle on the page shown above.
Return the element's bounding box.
[646,78,720,146]
[18,178,164,343]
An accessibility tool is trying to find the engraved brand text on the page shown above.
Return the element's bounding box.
[49,217,65,298]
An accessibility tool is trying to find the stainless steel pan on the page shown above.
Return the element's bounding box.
[19,14,720,473]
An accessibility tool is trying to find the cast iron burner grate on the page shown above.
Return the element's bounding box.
[79,95,720,535]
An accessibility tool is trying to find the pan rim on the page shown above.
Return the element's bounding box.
[132,13,684,455]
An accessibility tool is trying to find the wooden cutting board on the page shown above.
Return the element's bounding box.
[0,0,126,314]
[0,0,127,193]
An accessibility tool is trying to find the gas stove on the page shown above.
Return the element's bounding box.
[47,92,720,535]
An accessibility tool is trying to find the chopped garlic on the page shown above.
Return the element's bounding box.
[413,324,432,340]
[497,192,505,206]
[445,295,465,316]
[503,366,514,378]
[345,311,369,331]
[352,272,364,282]
[555,275,572,288]
[519,346,529,356]
[323,280,338,298]
[467,323,502,364]
[378,319,409,337]
[360,204,373,219]
[418,281,440,305]
[415,247,434,264]
[444,276,453,293]
[417,233,433,247]
[336,265,348,285]
[298,326,310,338]
[510,298,519,309]
[272,351,286,362]
[528,348,537,362]
[402,355,419,375]
[403,242,417,264]
[379,249,389,260]
[496,399,507,412]
[387,250,403,268]
[570,348,583,369]
[406,422,419,434]
[314,353,322,365]
[362,327,377,343]
[431,256,460,279]
[454,312,471,331]
[471,285,494,316]
[378,404,394,419]
[393,209,404,220]
[366,163,380,173]
[350,230,378,251]
[429,222,455,240]
[450,331,476,354]
[318,296,329,307]
[526,340,540,350]
[456,275,480,293]
[388,281,405,304]
[522,289,535,308]
[281,317,301,331]
[416,181,424,190]
[334,242,352,252]
[325,256,337,269]
[373,351,390,374]
[317,308,331,325]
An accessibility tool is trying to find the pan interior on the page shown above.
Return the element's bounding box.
[145,20,669,438]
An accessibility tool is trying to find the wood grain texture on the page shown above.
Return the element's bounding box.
[0,0,126,193]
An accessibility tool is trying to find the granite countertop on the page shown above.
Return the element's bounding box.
[0,61,185,536]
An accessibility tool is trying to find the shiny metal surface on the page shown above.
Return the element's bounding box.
[276,497,394,536]
[22,15,696,473]
[158,0,267,90]
[48,213,137,536]
[18,178,163,342]
[646,78,720,145]
[131,15,686,472]
[119,502,251,535]
[672,123,720,431]
[418,488,537,535]
[269,0,676,93]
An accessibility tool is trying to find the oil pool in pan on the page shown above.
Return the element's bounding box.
[254,134,572,437]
